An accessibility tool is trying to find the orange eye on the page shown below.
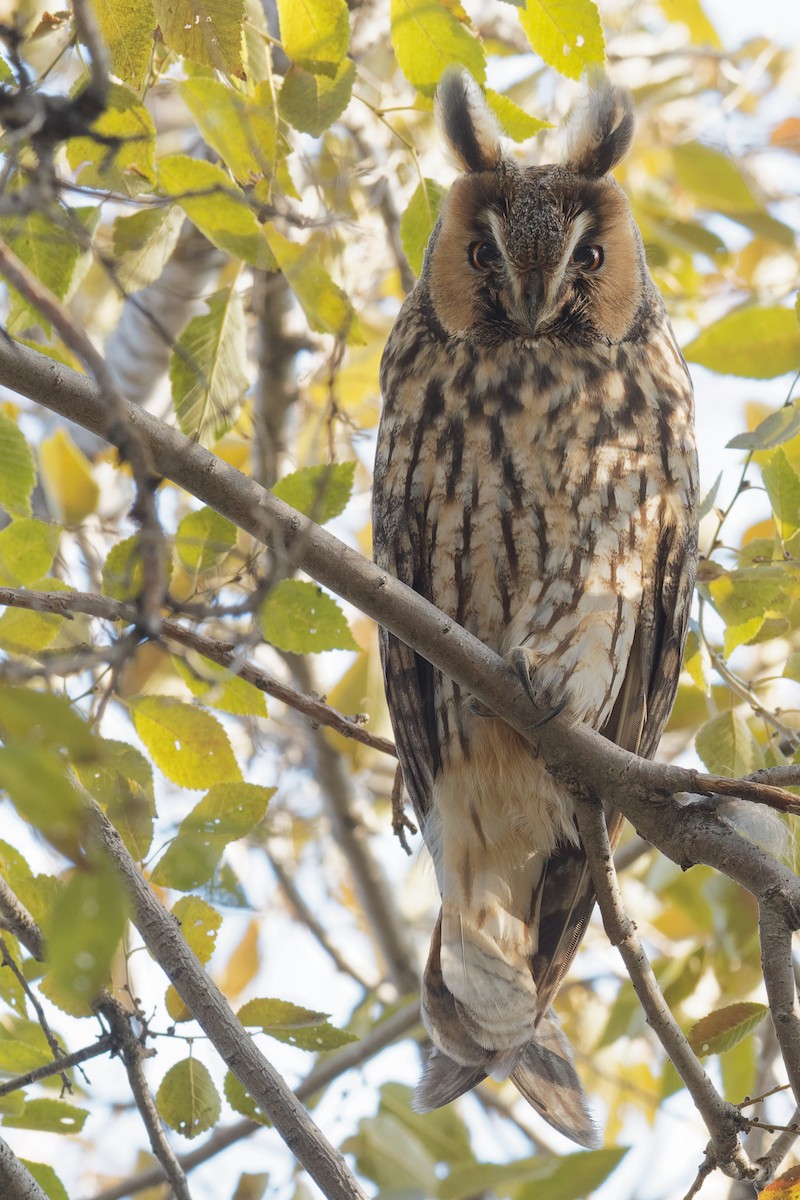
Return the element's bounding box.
[572,244,604,272]
[467,240,498,270]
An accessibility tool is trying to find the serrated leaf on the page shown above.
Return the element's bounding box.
[260,580,359,653]
[237,997,357,1050]
[279,60,355,136]
[154,0,245,76]
[390,0,485,95]
[75,740,155,861]
[3,1098,88,1134]
[20,1161,70,1200]
[272,462,355,523]
[276,0,349,74]
[175,506,237,571]
[156,1058,221,1138]
[0,209,88,336]
[760,1166,800,1199]
[66,83,155,196]
[0,518,59,586]
[399,179,448,277]
[727,404,800,451]
[484,88,551,141]
[158,156,274,268]
[130,696,242,787]
[181,78,278,184]
[264,228,360,341]
[89,0,157,89]
[688,1002,768,1057]
[695,712,765,779]
[0,410,35,517]
[170,287,249,445]
[152,782,273,890]
[112,205,186,293]
[684,307,800,379]
[763,448,800,539]
[45,858,129,1012]
[224,1070,270,1125]
[0,747,86,857]
[707,567,784,626]
[38,427,99,524]
[518,0,605,81]
[0,576,71,654]
[173,656,268,718]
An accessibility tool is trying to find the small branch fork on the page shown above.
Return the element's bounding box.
[4,339,800,1189]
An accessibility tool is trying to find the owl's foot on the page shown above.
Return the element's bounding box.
[509,649,571,728]
[468,697,494,718]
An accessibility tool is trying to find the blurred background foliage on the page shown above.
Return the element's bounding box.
[0,0,798,1197]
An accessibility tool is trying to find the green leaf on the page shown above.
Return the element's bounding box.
[698,470,722,520]
[0,686,97,759]
[0,748,86,854]
[343,1110,438,1193]
[763,449,800,539]
[224,1070,270,1125]
[518,0,605,81]
[3,1098,88,1134]
[238,997,357,1050]
[130,696,242,787]
[728,404,800,451]
[720,1029,757,1104]
[0,1034,52,1074]
[156,1058,221,1138]
[175,506,238,572]
[378,1082,474,1166]
[688,1002,768,1057]
[0,518,59,585]
[0,410,35,517]
[90,0,157,90]
[695,712,765,779]
[399,179,448,277]
[276,0,349,74]
[684,306,800,379]
[264,229,360,341]
[20,1161,70,1200]
[158,156,274,268]
[45,858,129,1013]
[181,78,278,184]
[278,60,355,137]
[0,576,71,655]
[66,83,156,196]
[112,205,186,293]
[390,0,486,96]
[672,143,757,213]
[272,462,356,523]
[153,0,245,77]
[484,88,551,141]
[102,533,173,602]
[170,287,249,445]
[441,1149,627,1200]
[173,656,268,718]
[707,566,784,627]
[259,580,359,653]
[0,209,89,336]
[152,782,274,890]
[75,740,155,861]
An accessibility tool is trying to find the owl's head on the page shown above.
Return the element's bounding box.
[425,71,649,346]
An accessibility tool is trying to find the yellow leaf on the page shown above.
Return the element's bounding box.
[130,696,242,787]
[39,428,99,524]
[217,918,260,999]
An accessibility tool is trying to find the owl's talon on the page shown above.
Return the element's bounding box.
[528,696,568,729]
[468,698,493,718]
[510,650,569,727]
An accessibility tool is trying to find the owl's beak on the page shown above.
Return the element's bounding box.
[513,267,546,335]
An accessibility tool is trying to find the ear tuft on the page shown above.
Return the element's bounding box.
[565,73,634,177]
[435,69,503,174]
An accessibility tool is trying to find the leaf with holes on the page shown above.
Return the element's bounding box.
[154,0,245,77]
[91,0,157,89]
[688,1002,768,1057]
[165,897,222,1020]
[518,0,605,81]
[170,287,249,446]
[3,1098,88,1134]
[130,696,242,788]
[237,997,357,1050]
[152,782,274,890]
[156,1058,221,1138]
[259,580,359,653]
[224,1071,270,1125]
[390,0,485,95]
[485,89,551,141]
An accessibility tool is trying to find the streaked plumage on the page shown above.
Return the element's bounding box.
[373,71,698,1144]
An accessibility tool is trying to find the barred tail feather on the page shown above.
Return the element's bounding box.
[510,1013,599,1148]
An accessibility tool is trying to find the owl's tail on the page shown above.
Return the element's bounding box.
[415,913,598,1148]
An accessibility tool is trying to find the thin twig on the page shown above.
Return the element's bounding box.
[0,936,69,1091]
[0,1034,113,1098]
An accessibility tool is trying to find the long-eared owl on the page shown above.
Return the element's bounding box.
[372,71,698,1145]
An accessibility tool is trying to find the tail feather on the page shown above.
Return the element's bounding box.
[414,1049,487,1112]
[511,1012,599,1148]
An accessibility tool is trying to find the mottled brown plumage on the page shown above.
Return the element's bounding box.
[373,71,698,1145]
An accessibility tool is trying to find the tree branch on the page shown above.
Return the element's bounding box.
[0,1136,50,1200]
[0,1035,113,1099]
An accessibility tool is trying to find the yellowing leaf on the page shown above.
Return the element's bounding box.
[158,156,274,268]
[399,179,447,277]
[0,210,87,336]
[763,449,800,539]
[103,533,173,602]
[217,918,260,999]
[259,580,359,653]
[265,229,360,341]
[154,0,245,77]
[688,1002,768,1057]
[518,0,605,82]
[237,997,357,1050]
[684,307,800,379]
[224,1070,270,1125]
[170,287,249,445]
[181,78,278,184]
[272,462,356,523]
[90,0,157,89]
[656,0,720,47]
[0,410,35,517]
[66,83,156,196]
[165,895,223,1020]
[152,782,274,890]
[484,88,551,141]
[173,656,268,718]
[76,740,155,861]
[3,1098,88,1135]
[0,518,60,585]
[276,0,349,74]
[0,576,71,654]
[156,1058,221,1138]
[683,628,710,694]
[112,205,186,293]
[39,427,99,524]
[278,60,355,137]
[45,858,129,1013]
[760,1166,800,1199]
[390,0,486,95]
[695,712,764,779]
[175,506,237,572]
[130,696,242,787]
[672,142,757,213]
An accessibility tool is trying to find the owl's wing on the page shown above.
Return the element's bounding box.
[379,626,436,824]
[533,514,697,1017]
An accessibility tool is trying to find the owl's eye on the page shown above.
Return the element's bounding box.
[572,244,604,272]
[467,240,499,270]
